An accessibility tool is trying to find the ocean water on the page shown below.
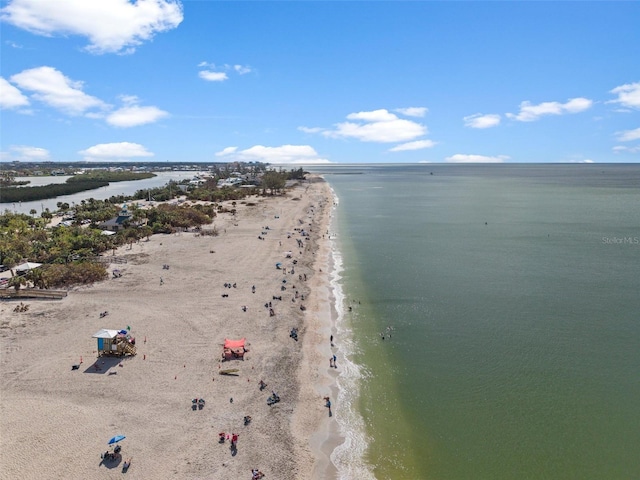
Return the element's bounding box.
[312,164,640,480]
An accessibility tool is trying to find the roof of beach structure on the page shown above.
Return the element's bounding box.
[92,329,120,339]
[223,338,246,349]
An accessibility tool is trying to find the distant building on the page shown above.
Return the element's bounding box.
[99,204,142,232]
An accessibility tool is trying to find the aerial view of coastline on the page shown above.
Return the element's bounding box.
[1,1,639,479]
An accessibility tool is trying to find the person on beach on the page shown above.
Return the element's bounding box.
[324,396,332,416]
[333,354,337,368]
[160,277,164,285]
[330,334,333,345]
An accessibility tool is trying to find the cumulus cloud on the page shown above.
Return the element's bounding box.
[10,66,107,115]
[445,154,509,163]
[215,146,238,156]
[506,97,592,122]
[0,76,30,109]
[464,113,501,129]
[3,145,50,161]
[388,140,436,152]
[615,127,640,142]
[106,95,168,127]
[199,71,228,82]
[107,104,168,127]
[608,82,640,110]
[215,144,330,164]
[395,107,428,117]
[79,142,154,161]
[322,109,427,143]
[0,0,183,54]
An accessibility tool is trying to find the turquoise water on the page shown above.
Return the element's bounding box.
[315,165,640,479]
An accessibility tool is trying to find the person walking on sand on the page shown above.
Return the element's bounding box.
[333,354,337,368]
[160,277,164,285]
[324,396,332,416]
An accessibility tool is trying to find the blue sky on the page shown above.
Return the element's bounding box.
[1,0,639,164]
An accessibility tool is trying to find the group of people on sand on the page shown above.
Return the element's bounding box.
[218,432,239,448]
[252,468,265,479]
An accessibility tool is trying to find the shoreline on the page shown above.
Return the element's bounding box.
[0,176,347,479]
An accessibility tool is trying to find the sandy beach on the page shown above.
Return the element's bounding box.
[0,176,341,480]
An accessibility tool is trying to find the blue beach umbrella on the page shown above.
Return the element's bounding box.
[108,435,126,445]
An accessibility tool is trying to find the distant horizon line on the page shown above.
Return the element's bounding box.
[2,161,639,166]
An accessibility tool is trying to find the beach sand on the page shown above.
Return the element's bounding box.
[0,176,342,480]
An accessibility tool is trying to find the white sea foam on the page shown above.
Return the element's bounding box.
[327,188,376,480]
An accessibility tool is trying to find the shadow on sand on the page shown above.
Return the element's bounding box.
[99,453,122,469]
[83,356,128,374]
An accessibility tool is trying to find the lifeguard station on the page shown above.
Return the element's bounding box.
[222,338,247,361]
[93,329,137,357]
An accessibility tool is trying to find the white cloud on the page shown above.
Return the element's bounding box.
[506,97,592,122]
[10,66,107,115]
[215,146,238,156]
[79,142,153,161]
[215,144,330,164]
[0,76,30,109]
[613,145,640,154]
[106,97,169,127]
[323,109,427,143]
[233,65,252,75]
[0,0,183,54]
[198,63,251,82]
[615,127,640,142]
[389,140,437,152]
[298,126,323,134]
[464,113,501,129]
[199,70,228,82]
[346,109,398,122]
[445,154,509,163]
[608,82,640,109]
[395,107,428,117]
[4,145,50,161]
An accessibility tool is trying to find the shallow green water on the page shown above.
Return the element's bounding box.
[319,164,640,479]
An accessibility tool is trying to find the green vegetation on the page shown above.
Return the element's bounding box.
[0,202,214,288]
[0,171,155,204]
[66,171,154,183]
[146,204,215,233]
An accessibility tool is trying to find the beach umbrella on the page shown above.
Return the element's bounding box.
[108,435,126,445]
[15,262,42,272]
